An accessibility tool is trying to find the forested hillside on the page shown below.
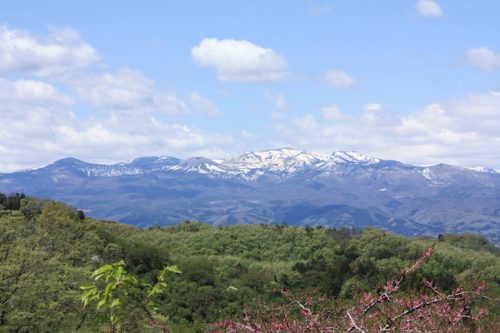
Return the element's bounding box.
[1,193,499,332]
[2,149,499,246]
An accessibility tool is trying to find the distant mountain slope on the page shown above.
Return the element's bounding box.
[1,148,499,244]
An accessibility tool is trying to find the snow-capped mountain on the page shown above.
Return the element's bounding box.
[21,148,387,181]
[39,156,182,178]
[467,166,499,174]
[19,148,495,180]
[1,148,499,245]
[170,157,226,174]
[222,148,381,179]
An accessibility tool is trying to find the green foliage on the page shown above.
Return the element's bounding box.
[0,197,101,333]
[81,260,180,332]
[0,193,498,331]
[0,192,25,210]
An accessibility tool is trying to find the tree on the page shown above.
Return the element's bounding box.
[81,260,181,333]
[212,248,498,332]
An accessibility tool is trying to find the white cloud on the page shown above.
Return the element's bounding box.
[324,69,357,88]
[465,47,500,70]
[0,26,241,172]
[362,103,383,123]
[188,93,220,117]
[71,69,189,115]
[273,92,500,168]
[265,90,288,111]
[321,105,343,120]
[416,0,443,17]
[0,95,233,171]
[0,26,99,78]
[306,0,332,16]
[274,94,287,110]
[0,79,73,107]
[363,103,383,112]
[240,130,256,138]
[191,38,289,82]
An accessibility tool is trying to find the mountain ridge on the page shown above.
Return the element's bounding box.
[1,148,499,245]
[13,147,497,180]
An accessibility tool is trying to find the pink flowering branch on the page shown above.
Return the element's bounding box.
[360,247,433,317]
[347,310,366,333]
[347,247,494,333]
[211,247,496,333]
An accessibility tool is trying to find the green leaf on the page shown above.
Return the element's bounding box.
[91,264,113,278]
[165,265,182,274]
[92,273,104,281]
[96,299,107,310]
[80,284,95,290]
[116,265,124,277]
[110,298,121,309]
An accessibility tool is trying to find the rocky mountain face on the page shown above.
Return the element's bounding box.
[1,148,499,244]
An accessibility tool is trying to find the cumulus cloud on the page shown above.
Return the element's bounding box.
[0,25,99,78]
[321,105,343,120]
[0,91,233,171]
[273,92,500,168]
[416,0,443,17]
[324,69,357,88]
[70,69,189,115]
[0,26,237,172]
[363,103,382,112]
[0,79,73,107]
[265,90,288,111]
[191,38,289,82]
[465,47,500,70]
[240,130,256,138]
[362,103,383,123]
[188,93,220,117]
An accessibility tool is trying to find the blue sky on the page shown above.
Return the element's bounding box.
[0,0,499,171]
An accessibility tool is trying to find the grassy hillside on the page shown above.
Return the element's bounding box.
[1,194,499,332]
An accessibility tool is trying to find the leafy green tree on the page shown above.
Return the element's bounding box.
[81,260,180,332]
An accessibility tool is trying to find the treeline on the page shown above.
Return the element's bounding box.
[0,193,499,332]
[0,192,25,210]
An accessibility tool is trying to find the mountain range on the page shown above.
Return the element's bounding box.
[1,148,499,244]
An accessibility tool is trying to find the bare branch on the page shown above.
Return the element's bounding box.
[347,310,366,333]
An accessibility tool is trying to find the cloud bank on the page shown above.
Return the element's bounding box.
[0,26,232,172]
[1,25,500,172]
[273,92,500,168]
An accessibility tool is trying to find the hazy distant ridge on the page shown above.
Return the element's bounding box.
[1,148,499,244]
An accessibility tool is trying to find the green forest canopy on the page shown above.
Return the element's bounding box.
[0,193,499,332]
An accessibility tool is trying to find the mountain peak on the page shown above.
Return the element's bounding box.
[331,151,380,164]
[172,157,225,174]
[127,156,181,168]
[223,148,320,172]
[2,147,499,245]
[50,157,91,168]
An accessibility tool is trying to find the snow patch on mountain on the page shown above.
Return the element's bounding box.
[420,168,434,180]
[219,148,381,180]
[33,149,385,180]
[468,166,499,174]
[171,157,226,174]
[30,148,499,181]
[330,151,380,164]
[223,148,329,174]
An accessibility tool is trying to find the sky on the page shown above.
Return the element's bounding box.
[0,0,499,172]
